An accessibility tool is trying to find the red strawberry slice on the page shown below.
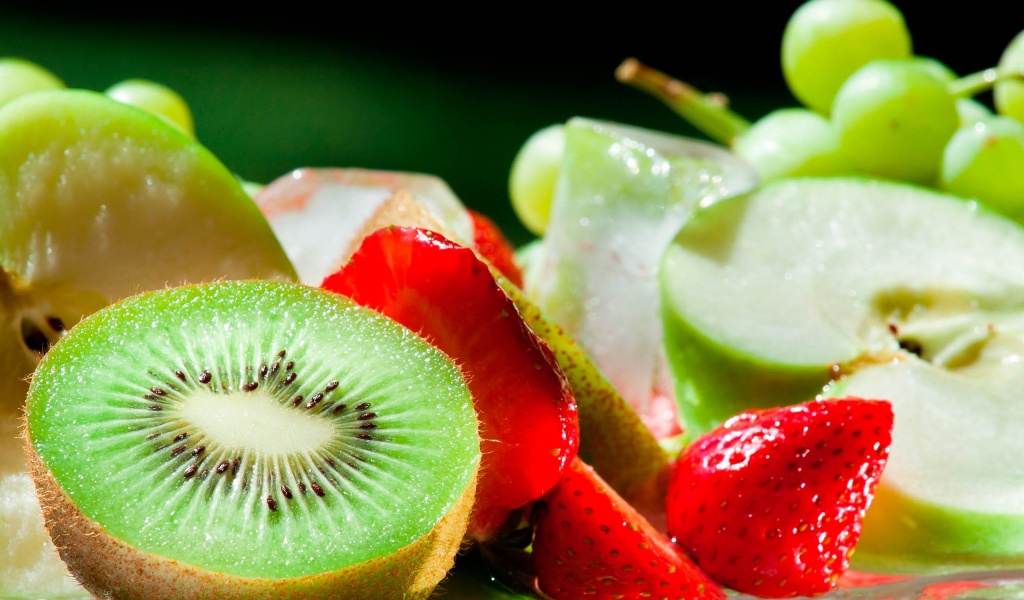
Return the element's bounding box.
[667,397,893,599]
[322,225,579,540]
[532,457,725,600]
[469,208,524,288]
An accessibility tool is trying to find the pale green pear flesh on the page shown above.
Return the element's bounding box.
[661,177,1024,568]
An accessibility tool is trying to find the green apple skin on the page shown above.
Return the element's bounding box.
[661,304,834,439]
[854,486,1024,573]
[660,180,855,437]
[660,177,1024,570]
[828,361,1024,572]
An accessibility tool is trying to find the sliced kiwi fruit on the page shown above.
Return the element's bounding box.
[25,280,480,599]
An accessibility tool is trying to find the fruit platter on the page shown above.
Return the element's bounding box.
[3,2,1024,599]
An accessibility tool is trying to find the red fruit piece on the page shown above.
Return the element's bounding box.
[322,226,578,540]
[469,208,524,288]
[533,457,725,600]
[667,397,893,599]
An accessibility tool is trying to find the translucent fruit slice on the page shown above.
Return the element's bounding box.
[0,89,296,597]
[253,167,474,285]
[660,177,1024,569]
[26,280,480,599]
[528,117,756,426]
[323,226,579,540]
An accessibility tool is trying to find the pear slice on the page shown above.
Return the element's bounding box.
[0,89,296,597]
[661,176,1024,569]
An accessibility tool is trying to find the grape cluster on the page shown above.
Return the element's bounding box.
[0,58,195,137]
[777,0,1024,201]
[510,0,1024,234]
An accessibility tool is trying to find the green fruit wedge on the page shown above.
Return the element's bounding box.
[529,117,757,423]
[0,89,296,598]
[661,177,1024,570]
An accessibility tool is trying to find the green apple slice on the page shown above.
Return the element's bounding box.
[0,89,296,597]
[661,177,1024,569]
[530,117,756,420]
[832,361,1024,571]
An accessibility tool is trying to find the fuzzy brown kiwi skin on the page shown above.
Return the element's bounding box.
[26,439,477,600]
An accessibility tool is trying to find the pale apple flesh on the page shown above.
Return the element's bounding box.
[834,361,1024,569]
[661,177,1024,569]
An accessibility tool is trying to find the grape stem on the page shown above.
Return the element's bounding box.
[950,67,1024,98]
[616,58,750,146]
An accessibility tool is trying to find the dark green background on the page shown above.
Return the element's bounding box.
[0,4,1016,245]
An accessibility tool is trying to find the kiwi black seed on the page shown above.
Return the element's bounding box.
[25,280,480,599]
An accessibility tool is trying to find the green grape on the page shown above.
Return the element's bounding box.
[995,30,1024,123]
[916,55,957,83]
[105,78,195,137]
[832,58,959,184]
[732,108,853,181]
[0,58,64,108]
[508,123,565,236]
[940,115,1024,218]
[782,0,912,115]
[909,57,992,126]
[957,98,993,126]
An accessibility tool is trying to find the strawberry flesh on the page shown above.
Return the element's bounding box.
[533,457,725,600]
[469,208,524,288]
[667,397,893,598]
[322,226,578,540]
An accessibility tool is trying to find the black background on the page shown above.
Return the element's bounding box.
[0,4,1019,243]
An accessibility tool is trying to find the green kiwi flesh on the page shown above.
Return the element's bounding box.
[26,280,480,598]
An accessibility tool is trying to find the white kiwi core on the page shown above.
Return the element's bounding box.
[179,390,336,455]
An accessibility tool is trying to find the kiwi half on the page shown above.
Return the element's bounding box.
[25,280,480,599]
